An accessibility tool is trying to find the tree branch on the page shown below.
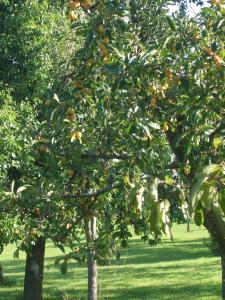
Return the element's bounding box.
[81,152,130,160]
[55,183,121,241]
[62,183,121,199]
[209,121,225,143]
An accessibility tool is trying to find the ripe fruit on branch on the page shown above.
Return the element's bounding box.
[66,108,76,122]
[211,0,221,5]
[30,228,38,236]
[204,47,214,56]
[66,223,73,230]
[14,229,20,235]
[184,165,191,175]
[99,44,108,57]
[164,69,173,78]
[37,144,49,153]
[68,10,78,22]
[103,55,110,63]
[70,130,82,142]
[68,169,75,177]
[213,54,222,64]
[98,24,105,34]
[162,122,169,132]
[150,98,157,108]
[82,0,91,10]
[35,135,44,141]
[148,84,159,95]
[33,208,41,216]
[193,33,201,41]
[74,80,83,88]
[103,37,110,44]
[68,0,80,9]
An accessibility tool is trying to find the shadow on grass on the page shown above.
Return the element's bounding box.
[36,282,221,300]
[0,235,220,300]
[98,282,221,300]
[117,240,213,266]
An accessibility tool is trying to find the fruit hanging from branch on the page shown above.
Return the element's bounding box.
[68,0,81,9]
[68,10,78,22]
[70,130,82,142]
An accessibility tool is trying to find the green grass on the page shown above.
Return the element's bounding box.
[0,224,221,300]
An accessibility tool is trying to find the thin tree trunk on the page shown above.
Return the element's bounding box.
[23,237,46,300]
[187,221,190,232]
[222,255,225,300]
[0,264,3,283]
[85,216,97,300]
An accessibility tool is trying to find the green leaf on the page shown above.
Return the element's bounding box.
[116,250,120,260]
[150,202,161,235]
[16,185,28,194]
[219,199,225,215]
[194,209,204,226]
[57,244,65,254]
[53,93,60,104]
[149,122,160,130]
[201,7,217,17]
[164,175,174,185]
[166,16,176,31]
[200,183,215,210]
[190,164,223,212]
[145,179,158,203]
[136,186,145,212]
[160,48,170,58]
[180,77,190,91]
[160,199,173,240]
[60,261,68,275]
[162,223,173,241]
[127,185,138,204]
[50,108,58,121]
[213,137,222,149]
[160,199,170,213]
[13,248,19,259]
[54,257,62,266]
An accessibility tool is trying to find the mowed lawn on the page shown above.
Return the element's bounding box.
[0,224,221,300]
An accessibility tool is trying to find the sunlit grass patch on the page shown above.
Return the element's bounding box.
[0,224,221,300]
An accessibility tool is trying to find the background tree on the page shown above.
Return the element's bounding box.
[0,1,78,299]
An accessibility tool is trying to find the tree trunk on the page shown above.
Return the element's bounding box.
[23,237,46,300]
[222,255,225,300]
[203,207,225,300]
[166,130,225,298]
[0,264,3,283]
[85,216,97,300]
[187,221,190,232]
[203,208,225,250]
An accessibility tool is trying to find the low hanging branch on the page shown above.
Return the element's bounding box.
[63,183,121,200]
[56,183,121,240]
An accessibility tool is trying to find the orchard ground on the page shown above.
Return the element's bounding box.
[0,224,221,300]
